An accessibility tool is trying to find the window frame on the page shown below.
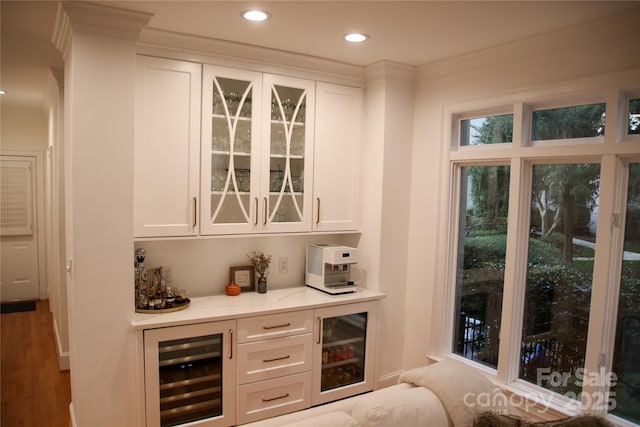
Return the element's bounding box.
[441,77,640,422]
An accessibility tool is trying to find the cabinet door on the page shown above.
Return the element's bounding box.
[134,56,201,237]
[200,66,262,235]
[312,301,378,406]
[144,321,236,427]
[261,74,315,233]
[313,83,362,231]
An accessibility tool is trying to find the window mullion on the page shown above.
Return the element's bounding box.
[581,155,619,413]
[497,156,529,385]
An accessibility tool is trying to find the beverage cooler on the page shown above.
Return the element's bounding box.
[144,320,236,427]
[312,301,378,405]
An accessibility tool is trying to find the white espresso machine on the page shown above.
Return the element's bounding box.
[305,244,358,294]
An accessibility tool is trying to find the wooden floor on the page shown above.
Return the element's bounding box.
[1,300,72,427]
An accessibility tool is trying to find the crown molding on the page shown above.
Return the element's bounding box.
[418,7,640,83]
[52,3,72,59]
[137,28,366,87]
[365,61,416,87]
[53,1,153,57]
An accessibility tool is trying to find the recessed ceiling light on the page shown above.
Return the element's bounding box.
[344,33,369,43]
[243,10,270,22]
[0,90,6,95]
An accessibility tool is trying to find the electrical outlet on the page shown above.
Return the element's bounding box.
[278,257,288,274]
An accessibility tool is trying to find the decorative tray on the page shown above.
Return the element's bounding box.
[135,298,190,314]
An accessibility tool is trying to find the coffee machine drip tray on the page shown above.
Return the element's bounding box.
[326,281,356,289]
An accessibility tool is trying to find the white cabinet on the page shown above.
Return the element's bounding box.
[313,83,363,232]
[135,58,361,238]
[236,310,314,424]
[134,56,201,238]
[260,74,315,233]
[312,301,378,406]
[137,291,383,426]
[200,66,315,235]
[200,65,262,235]
[143,320,236,427]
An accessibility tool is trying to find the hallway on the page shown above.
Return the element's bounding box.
[1,300,72,426]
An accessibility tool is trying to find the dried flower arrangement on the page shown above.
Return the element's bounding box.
[247,251,272,277]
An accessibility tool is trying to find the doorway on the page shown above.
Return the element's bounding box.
[0,155,42,302]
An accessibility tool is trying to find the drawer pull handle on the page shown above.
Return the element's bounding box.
[262,323,291,330]
[263,355,291,363]
[262,393,290,403]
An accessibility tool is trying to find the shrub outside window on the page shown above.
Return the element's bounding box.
[460,114,513,146]
[531,103,606,141]
[629,98,640,136]
[610,162,640,424]
[519,163,600,397]
[453,165,510,368]
[449,91,640,423]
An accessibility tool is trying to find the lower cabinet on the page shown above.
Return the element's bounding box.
[142,301,378,426]
[236,372,313,424]
[236,310,314,424]
[143,320,236,427]
[312,301,378,406]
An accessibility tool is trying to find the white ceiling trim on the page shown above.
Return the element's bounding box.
[418,7,640,84]
[137,27,366,87]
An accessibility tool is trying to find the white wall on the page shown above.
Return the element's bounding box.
[402,9,640,369]
[135,234,360,297]
[55,2,151,423]
[44,67,70,370]
[359,62,415,386]
[0,105,48,152]
[0,105,49,303]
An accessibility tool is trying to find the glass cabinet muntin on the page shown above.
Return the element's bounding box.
[201,66,314,235]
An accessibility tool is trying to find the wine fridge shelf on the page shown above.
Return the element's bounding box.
[321,336,362,349]
[160,373,222,391]
[321,357,361,370]
[159,351,222,367]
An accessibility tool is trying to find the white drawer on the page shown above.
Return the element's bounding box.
[236,371,312,425]
[237,310,313,343]
[237,333,312,385]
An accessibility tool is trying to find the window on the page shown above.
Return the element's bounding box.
[611,162,640,424]
[460,114,513,146]
[448,90,640,423]
[531,103,606,141]
[629,98,640,136]
[520,163,600,396]
[453,165,510,368]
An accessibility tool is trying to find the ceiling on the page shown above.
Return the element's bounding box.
[2,1,638,110]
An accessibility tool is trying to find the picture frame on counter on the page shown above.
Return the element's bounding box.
[230,265,255,292]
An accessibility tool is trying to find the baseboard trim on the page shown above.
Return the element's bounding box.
[53,319,70,371]
[69,402,77,427]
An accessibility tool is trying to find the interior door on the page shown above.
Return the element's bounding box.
[0,156,40,301]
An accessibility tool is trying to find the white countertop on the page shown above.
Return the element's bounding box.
[131,286,385,330]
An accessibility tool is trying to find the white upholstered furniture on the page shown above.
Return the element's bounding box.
[243,357,516,427]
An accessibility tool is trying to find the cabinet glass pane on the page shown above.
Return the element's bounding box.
[158,334,223,427]
[320,313,367,392]
[210,76,254,226]
[269,85,307,224]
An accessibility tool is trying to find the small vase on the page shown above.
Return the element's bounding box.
[257,275,267,294]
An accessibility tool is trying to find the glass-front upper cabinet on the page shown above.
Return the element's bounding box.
[261,74,315,233]
[201,68,314,234]
[201,66,262,235]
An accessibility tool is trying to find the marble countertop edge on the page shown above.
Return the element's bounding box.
[130,286,385,330]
